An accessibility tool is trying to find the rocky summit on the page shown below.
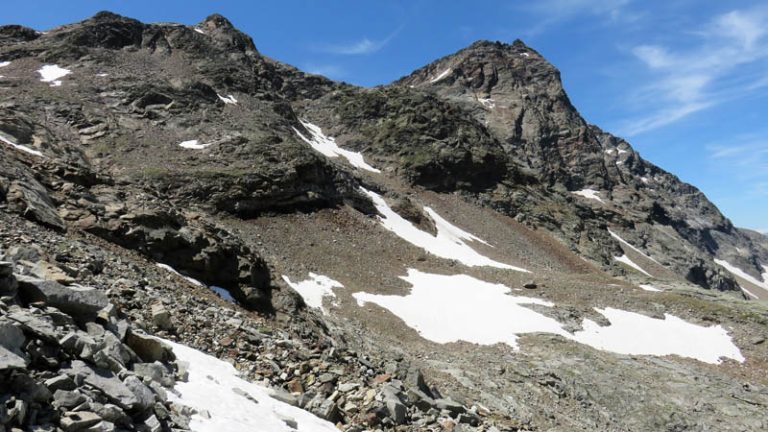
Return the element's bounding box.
[1,11,767,432]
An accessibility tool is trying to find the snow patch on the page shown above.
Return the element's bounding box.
[361,188,529,272]
[353,269,565,349]
[520,52,530,57]
[478,97,495,109]
[156,263,204,287]
[163,339,339,432]
[0,133,43,157]
[352,270,744,364]
[571,188,604,203]
[0,61,10,68]
[429,68,451,84]
[640,176,650,184]
[193,27,206,34]
[178,140,212,150]
[156,263,235,303]
[217,94,237,104]
[714,259,768,294]
[608,229,661,265]
[210,286,236,303]
[617,148,628,155]
[37,64,71,86]
[96,73,109,77]
[282,273,342,315]
[615,254,652,277]
[294,120,380,173]
[638,284,662,292]
[571,308,744,364]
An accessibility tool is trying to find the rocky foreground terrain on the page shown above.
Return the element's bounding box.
[1,11,767,432]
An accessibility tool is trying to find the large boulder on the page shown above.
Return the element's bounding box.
[16,276,110,321]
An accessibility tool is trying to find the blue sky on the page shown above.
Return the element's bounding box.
[4,1,767,232]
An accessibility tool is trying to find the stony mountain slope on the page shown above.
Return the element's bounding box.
[387,40,767,296]
[1,11,767,432]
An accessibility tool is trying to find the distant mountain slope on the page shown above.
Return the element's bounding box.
[387,39,768,296]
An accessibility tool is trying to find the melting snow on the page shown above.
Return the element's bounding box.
[617,148,628,155]
[163,339,339,432]
[714,259,768,294]
[615,254,652,277]
[156,263,235,303]
[193,27,206,34]
[571,308,744,364]
[282,273,342,315]
[210,286,236,303]
[478,97,495,109]
[572,188,604,203]
[217,94,237,104]
[294,120,380,173]
[361,188,529,272]
[520,52,530,57]
[639,284,662,292]
[353,269,565,349]
[0,133,43,157]
[429,68,451,84]
[353,270,743,363]
[0,61,10,68]
[609,229,661,265]
[37,64,71,86]
[178,140,212,150]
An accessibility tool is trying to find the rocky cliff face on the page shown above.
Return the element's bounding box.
[1,12,768,432]
[389,39,768,293]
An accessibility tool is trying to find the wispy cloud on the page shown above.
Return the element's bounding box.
[313,26,402,55]
[518,0,638,35]
[707,133,768,198]
[620,7,768,136]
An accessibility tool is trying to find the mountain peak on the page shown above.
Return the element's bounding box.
[200,13,235,30]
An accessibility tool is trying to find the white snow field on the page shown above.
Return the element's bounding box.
[571,308,745,364]
[178,140,212,150]
[37,64,71,86]
[0,133,44,157]
[0,61,10,67]
[571,188,604,203]
[608,229,661,265]
[639,283,662,292]
[614,254,652,277]
[429,68,451,83]
[353,269,743,364]
[163,339,339,432]
[352,269,567,349]
[293,120,380,173]
[282,273,343,314]
[156,263,235,303]
[217,93,237,104]
[714,259,768,296]
[361,188,530,272]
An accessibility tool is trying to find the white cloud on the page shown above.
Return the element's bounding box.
[314,26,402,56]
[520,0,636,35]
[621,7,768,135]
[322,38,384,55]
[707,133,768,200]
